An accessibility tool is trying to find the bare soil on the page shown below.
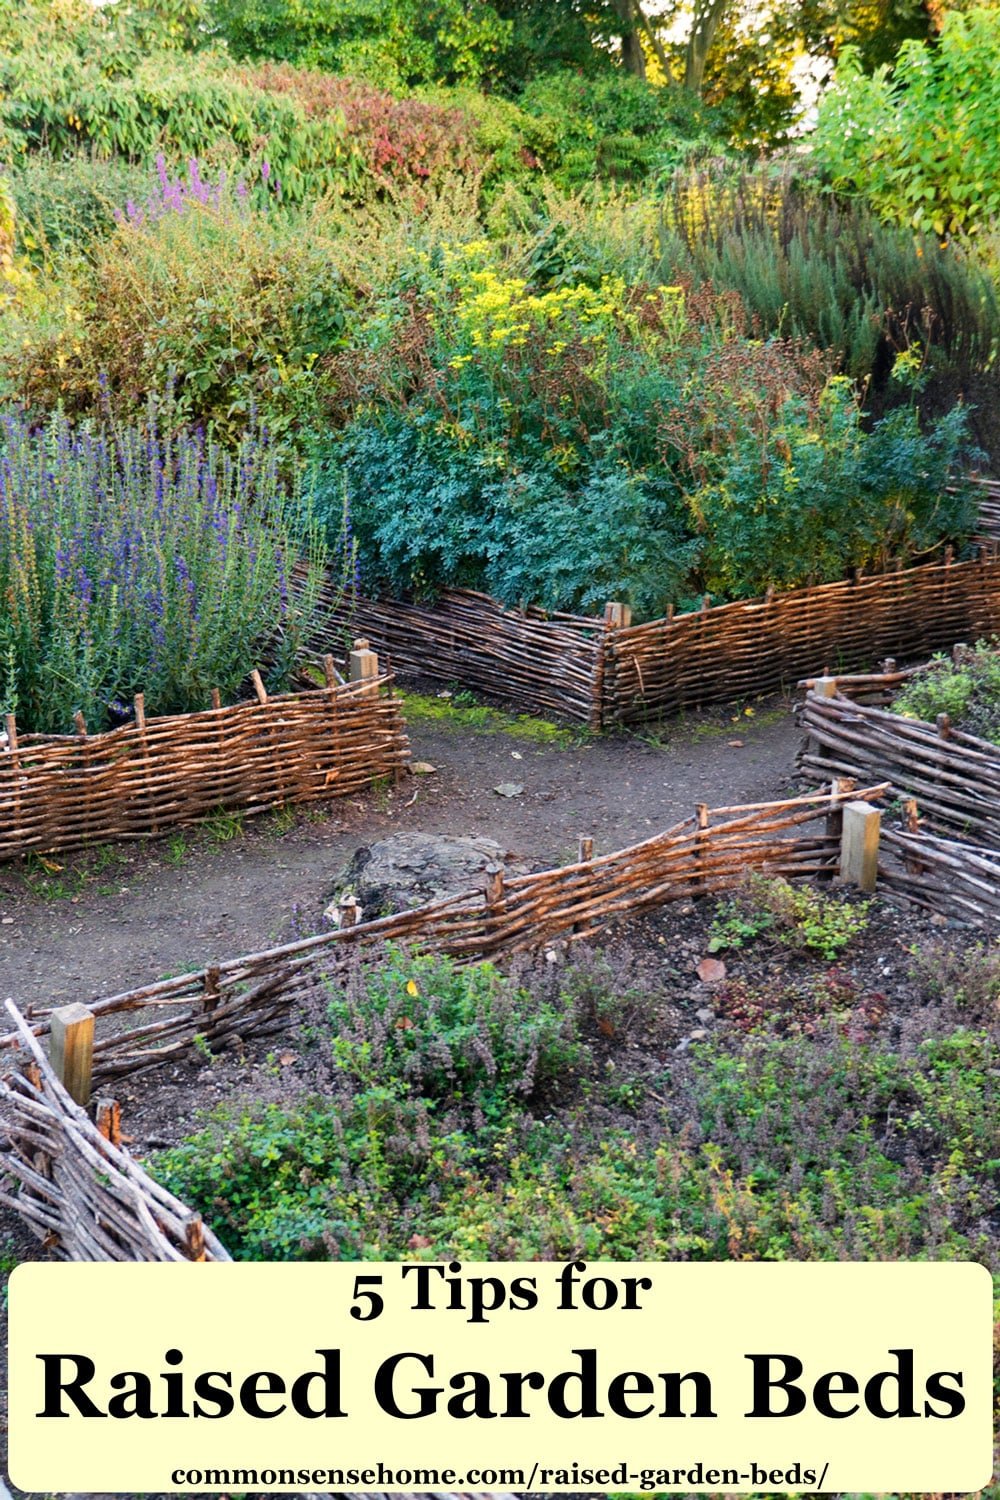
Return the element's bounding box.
[0,700,800,1011]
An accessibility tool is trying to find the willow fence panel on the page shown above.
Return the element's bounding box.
[0,786,879,1086]
[320,585,605,726]
[879,826,1000,929]
[0,1000,231,1261]
[797,689,1000,848]
[971,476,1000,542]
[324,550,1000,728]
[0,673,409,861]
[605,550,1000,724]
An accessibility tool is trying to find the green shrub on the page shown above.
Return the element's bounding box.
[8,153,150,261]
[328,946,586,1122]
[205,0,513,91]
[810,9,1000,238]
[0,3,363,203]
[314,241,976,615]
[518,69,726,190]
[686,382,977,598]
[657,164,1000,397]
[1,187,363,444]
[893,642,1000,745]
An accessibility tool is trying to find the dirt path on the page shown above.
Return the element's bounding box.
[0,697,801,1011]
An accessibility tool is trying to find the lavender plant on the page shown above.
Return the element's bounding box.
[117,154,278,228]
[0,399,334,735]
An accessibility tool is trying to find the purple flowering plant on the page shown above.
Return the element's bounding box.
[116,154,279,228]
[0,397,336,735]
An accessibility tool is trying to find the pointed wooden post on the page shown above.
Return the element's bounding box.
[95,1097,122,1148]
[50,1002,94,1107]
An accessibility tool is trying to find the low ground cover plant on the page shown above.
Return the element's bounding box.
[708,872,871,960]
[893,641,1000,745]
[155,935,998,1266]
[0,402,331,734]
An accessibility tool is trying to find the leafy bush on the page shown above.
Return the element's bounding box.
[1,185,360,444]
[327,946,586,1123]
[7,153,150,260]
[206,0,513,91]
[893,642,1000,745]
[0,3,362,204]
[314,242,976,615]
[517,69,726,190]
[241,64,484,191]
[811,9,1000,238]
[0,402,331,734]
[686,382,977,598]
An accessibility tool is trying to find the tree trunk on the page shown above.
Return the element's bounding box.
[684,0,730,94]
[613,0,647,78]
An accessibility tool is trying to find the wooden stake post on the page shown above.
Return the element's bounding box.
[50,1002,94,1106]
[350,638,380,694]
[839,802,882,893]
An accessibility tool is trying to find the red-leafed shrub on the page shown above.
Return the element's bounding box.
[245,64,482,189]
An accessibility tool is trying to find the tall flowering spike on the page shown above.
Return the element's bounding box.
[0,405,330,734]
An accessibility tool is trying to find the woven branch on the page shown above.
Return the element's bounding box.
[0,674,409,861]
[879,825,1000,929]
[970,476,1000,544]
[797,690,1000,848]
[0,1000,231,1262]
[606,550,1000,724]
[317,584,605,726]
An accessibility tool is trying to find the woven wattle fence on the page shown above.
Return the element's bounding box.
[604,548,1000,724]
[325,549,1000,727]
[0,786,878,1262]
[0,785,879,1087]
[879,825,1000,929]
[0,669,409,860]
[320,585,607,726]
[797,688,1000,849]
[0,1000,230,1262]
[971,476,1000,543]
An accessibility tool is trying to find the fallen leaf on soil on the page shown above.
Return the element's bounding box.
[411,761,437,775]
[494,782,524,797]
[697,956,727,983]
